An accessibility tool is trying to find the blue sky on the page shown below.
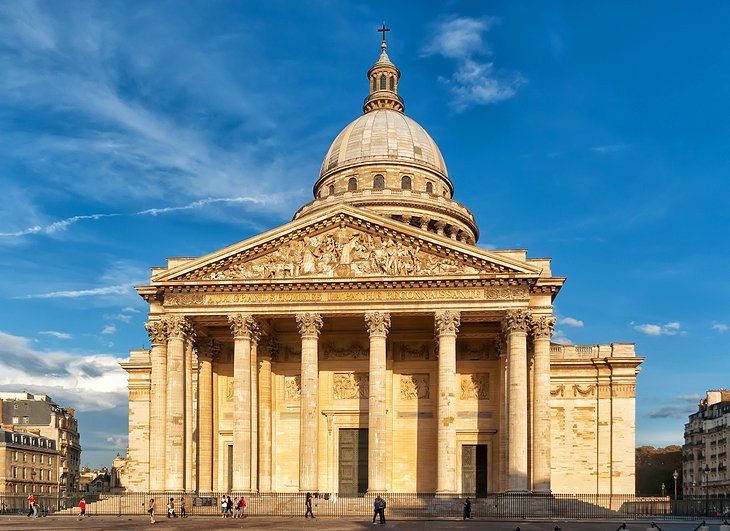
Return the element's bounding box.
[0,1,728,468]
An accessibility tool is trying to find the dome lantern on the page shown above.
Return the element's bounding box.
[364,24,404,114]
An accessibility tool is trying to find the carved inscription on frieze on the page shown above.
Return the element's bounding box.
[333,373,369,399]
[460,373,490,400]
[400,374,430,400]
[284,376,301,401]
[164,286,528,306]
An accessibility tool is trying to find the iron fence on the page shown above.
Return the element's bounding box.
[1,492,729,519]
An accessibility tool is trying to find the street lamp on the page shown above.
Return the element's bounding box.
[673,470,679,515]
[661,482,666,497]
[704,464,710,517]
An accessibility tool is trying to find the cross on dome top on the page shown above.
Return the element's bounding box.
[364,24,404,114]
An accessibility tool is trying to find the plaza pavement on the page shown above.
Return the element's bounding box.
[0,516,725,531]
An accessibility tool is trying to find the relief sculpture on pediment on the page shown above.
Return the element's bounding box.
[195,227,497,281]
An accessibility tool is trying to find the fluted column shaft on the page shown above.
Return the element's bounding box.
[164,316,189,491]
[531,315,556,493]
[258,346,273,492]
[229,314,258,491]
[505,310,529,492]
[365,312,390,492]
[185,335,195,491]
[250,338,259,491]
[296,313,323,492]
[435,310,460,493]
[197,341,216,492]
[145,321,168,491]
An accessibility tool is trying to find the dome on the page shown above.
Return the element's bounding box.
[318,109,448,182]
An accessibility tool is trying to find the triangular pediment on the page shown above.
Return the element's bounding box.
[153,206,541,284]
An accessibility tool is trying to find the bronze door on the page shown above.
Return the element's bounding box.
[462,444,488,496]
[338,428,368,494]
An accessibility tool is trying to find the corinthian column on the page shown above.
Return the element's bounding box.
[435,310,460,493]
[145,320,168,491]
[185,329,196,492]
[365,311,390,492]
[228,314,259,491]
[504,309,530,492]
[296,312,323,492]
[164,315,190,491]
[197,338,217,493]
[531,314,556,493]
[250,332,261,491]
[258,340,275,492]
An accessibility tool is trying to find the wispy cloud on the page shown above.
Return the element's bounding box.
[552,329,572,345]
[648,405,694,419]
[22,284,133,299]
[423,16,525,111]
[40,330,72,340]
[591,144,628,154]
[101,324,117,335]
[559,316,584,327]
[632,321,683,336]
[712,323,728,333]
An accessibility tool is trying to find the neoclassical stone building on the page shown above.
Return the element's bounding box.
[119,37,643,496]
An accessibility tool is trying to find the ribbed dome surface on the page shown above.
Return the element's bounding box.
[319,109,448,179]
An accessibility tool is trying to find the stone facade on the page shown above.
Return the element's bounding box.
[683,390,730,497]
[119,36,643,495]
[0,426,60,494]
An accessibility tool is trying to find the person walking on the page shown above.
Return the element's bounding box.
[463,497,472,520]
[372,495,386,525]
[180,497,186,518]
[167,497,175,518]
[147,498,156,524]
[77,497,86,520]
[221,495,227,518]
[305,492,315,518]
[26,494,35,517]
[226,495,233,518]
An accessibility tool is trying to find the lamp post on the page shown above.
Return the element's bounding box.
[673,470,679,515]
[704,464,710,517]
[661,482,666,497]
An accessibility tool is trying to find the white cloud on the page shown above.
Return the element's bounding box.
[39,330,73,340]
[633,321,683,336]
[423,16,525,111]
[22,283,133,299]
[0,330,128,412]
[121,307,139,313]
[559,316,584,327]
[552,329,572,345]
[591,144,628,154]
[712,323,728,333]
[101,324,117,335]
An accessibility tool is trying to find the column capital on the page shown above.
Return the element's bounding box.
[259,337,278,361]
[162,315,192,339]
[228,313,260,340]
[296,312,323,338]
[196,337,220,362]
[530,315,556,339]
[144,320,168,346]
[503,309,530,335]
[365,311,391,336]
[435,310,460,336]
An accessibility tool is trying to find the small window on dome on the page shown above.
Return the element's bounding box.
[328,185,335,195]
[389,76,395,91]
[348,177,358,191]
[426,181,433,193]
[373,174,384,189]
[380,74,386,90]
[372,77,376,92]
[401,175,412,190]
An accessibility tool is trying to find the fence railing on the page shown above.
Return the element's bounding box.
[2,492,729,519]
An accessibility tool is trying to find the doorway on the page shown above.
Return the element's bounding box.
[462,444,488,496]
[338,428,368,494]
